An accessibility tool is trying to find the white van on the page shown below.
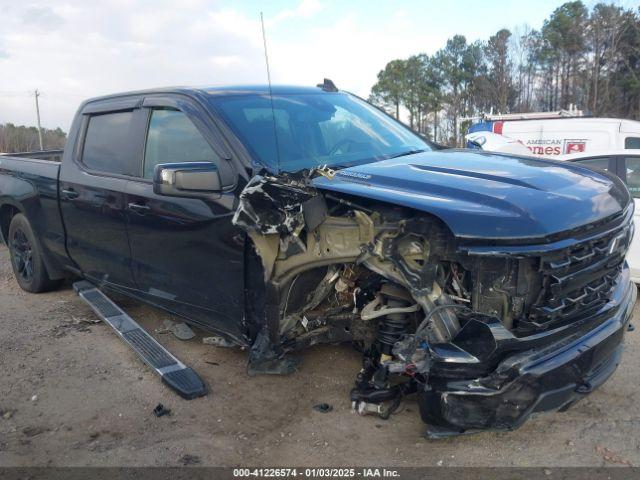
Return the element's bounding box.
[468,112,640,157]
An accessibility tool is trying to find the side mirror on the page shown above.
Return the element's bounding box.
[153,162,222,198]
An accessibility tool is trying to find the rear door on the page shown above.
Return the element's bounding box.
[124,95,246,341]
[59,98,146,288]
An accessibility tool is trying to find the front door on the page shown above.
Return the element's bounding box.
[124,98,246,342]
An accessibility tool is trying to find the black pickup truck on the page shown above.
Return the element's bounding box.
[0,83,636,437]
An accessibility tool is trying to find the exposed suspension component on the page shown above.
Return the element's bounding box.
[374,284,416,355]
[350,283,419,417]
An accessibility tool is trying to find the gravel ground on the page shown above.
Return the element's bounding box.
[0,244,638,467]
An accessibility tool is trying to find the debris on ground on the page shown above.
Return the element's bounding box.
[179,454,201,466]
[51,316,100,338]
[22,426,47,437]
[204,361,220,366]
[156,319,195,340]
[155,322,171,334]
[594,445,632,466]
[75,316,101,324]
[313,403,333,413]
[1,409,14,420]
[203,336,235,348]
[153,403,171,417]
[30,395,37,402]
[172,322,195,340]
[628,323,635,332]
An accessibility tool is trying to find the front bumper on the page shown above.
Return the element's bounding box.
[418,265,636,437]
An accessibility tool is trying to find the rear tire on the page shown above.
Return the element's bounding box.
[7,213,60,293]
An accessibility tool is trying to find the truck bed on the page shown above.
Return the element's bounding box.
[0,154,61,180]
[0,153,65,278]
[1,149,63,162]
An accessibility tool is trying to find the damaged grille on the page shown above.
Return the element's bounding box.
[521,216,633,333]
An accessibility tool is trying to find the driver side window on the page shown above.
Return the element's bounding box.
[143,108,220,179]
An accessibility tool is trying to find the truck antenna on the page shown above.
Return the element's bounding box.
[260,12,281,173]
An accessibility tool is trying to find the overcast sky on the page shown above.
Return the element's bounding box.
[0,0,633,130]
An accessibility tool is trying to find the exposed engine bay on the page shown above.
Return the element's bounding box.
[232,169,634,437]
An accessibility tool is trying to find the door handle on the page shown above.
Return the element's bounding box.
[128,202,151,214]
[62,188,79,200]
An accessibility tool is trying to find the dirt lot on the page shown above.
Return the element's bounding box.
[0,244,638,467]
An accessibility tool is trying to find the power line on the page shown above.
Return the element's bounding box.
[34,89,44,150]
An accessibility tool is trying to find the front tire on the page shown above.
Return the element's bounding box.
[8,213,59,293]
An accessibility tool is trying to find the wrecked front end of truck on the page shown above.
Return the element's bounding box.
[232,160,635,437]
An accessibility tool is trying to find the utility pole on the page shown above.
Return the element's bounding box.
[34,89,44,151]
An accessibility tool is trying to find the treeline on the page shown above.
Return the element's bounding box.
[369,1,640,145]
[0,123,67,153]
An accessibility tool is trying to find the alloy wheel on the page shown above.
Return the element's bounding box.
[10,228,34,282]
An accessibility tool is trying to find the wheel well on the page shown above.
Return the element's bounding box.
[0,205,19,244]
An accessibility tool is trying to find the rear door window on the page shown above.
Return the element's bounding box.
[143,108,220,179]
[624,156,640,198]
[82,111,139,176]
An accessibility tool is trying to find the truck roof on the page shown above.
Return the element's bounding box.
[83,84,333,104]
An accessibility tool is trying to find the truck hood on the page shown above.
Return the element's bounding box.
[312,149,631,241]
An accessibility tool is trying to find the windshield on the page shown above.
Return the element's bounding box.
[208,92,431,172]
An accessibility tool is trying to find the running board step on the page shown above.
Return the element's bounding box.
[73,280,207,399]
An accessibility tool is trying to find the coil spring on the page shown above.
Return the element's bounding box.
[376,298,411,355]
